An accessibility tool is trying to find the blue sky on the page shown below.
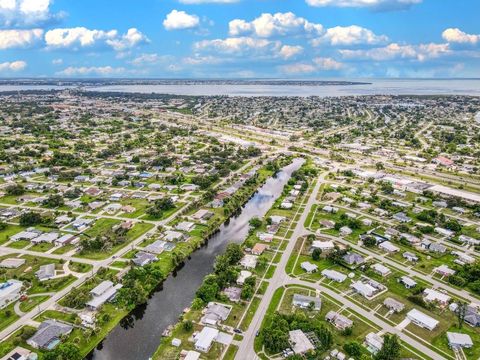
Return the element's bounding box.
[0,0,479,78]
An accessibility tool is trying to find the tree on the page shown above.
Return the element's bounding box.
[183,320,193,332]
[43,343,82,360]
[312,248,322,261]
[19,211,43,226]
[375,162,385,171]
[375,334,401,360]
[363,236,376,248]
[457,302,466,329]
[6,183,25,196]
[43,194,64,208]
[249,217,263,229]
[344,341,363,358]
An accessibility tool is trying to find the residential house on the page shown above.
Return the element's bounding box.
[0,280,23,309]
[132,252,158,267]
[372,263,391,277]
[300,262,318,273]
[27,320,73,350]
[36,264,55,282]
[446,332,473,349]
[325,311,353,330]
[321,269,347,283]
[378,241,399,253]
[399,276,417,289]
[365,332,384,354]
[252,243,268,256]
[383,298,405,313]
[292,294,321,310]
[86,280,123,310]
[240,255,258,270]
[289,330,314,355]
[407,309,439,331]
[201,302,232,326]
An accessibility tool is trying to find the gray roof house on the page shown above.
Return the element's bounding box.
[200,302,232,326]
[325,311,353,330]
[132,252,157,267]
[292,294,321,310]
[36,264,55,282]
[343,253,364,266]
[27,320,73,350]
[446,332,473,349]
[465,306,480,327]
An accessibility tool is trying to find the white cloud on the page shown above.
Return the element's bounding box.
[194,36,281,56]
[279,45,303,59]
[278,63,317,74]
[163,10,199,30]
[106,28,149,51]
[130,53,174,66]
[279,57,344,74]
[229,12,323,38]
[52,58,63,65]
[45,27,147,51]
[0,28,43,49]
[178,0,239,3]
[183,55,223,65]
[56,66,126,77]
[340,42,450,61]
[313,57,344,70]
[0,60,27,72]
[314,25,388,46]
[0,0,61,27]
[305,0,421,10]
[442,28,479,45]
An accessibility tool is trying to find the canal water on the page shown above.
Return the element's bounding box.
[87,158,304,360]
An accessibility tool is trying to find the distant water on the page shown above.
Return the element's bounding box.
[1,79,480,97]
[85,79,480,97]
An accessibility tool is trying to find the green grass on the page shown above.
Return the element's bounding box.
[240,296,261,331]
[7,240,30,249]
[224,344,239,360]
[0,225,24,244]
[29,242,54,252]
[19,295,49,313]
[0,303,19,331]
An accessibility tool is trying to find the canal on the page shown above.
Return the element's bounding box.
[87,158,304,360]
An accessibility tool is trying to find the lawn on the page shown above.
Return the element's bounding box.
[0,224,24,244]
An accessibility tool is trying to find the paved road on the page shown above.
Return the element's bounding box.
[0,156,262,342]
[234,174,322,360]
[235,173,450,360]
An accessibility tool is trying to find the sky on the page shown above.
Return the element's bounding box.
[0,0,479,78]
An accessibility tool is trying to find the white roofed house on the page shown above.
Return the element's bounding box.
[289,330,314,355]
[0,280,23,309]
[311,240,335,252]
[446,332,473,349]
[31,232,59,244]
[240,255,258,270]
[383,298,405,313]
[175,221,195,232]
[325,311,353,330]
[292,294,321,310]
[236,270,252,285]
[36,264,56,282]
[378,241,399,253]
[86,280,123,311]
[423,288,451,307]
[200,302,232,326]
[321,269,347,283]
[407,309,439,331]
[365,332,384,354]
[301,262,318,273]
[163,230,186,242]
[433,264,455,277]
[194,326,219,353]
[399,276,417,289]
[372,263,391,277]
